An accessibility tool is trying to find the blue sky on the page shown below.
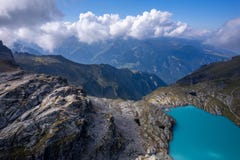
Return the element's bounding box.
[56,0,240,30]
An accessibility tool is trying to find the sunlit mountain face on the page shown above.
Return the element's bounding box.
[0,0,239,160]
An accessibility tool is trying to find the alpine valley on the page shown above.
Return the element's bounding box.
[13,38,237,84]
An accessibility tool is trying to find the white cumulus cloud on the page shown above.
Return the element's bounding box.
[0,2,208,51]
[72,9,190,43]
[206,18,240,53]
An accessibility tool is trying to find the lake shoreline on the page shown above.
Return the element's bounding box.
[167,105,240,160]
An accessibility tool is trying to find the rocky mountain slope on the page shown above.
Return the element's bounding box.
[0,44,174,159]
[145,56,240,125]
[52,37,233,83]
[13,52,166,100]
[0,41,19,72]
[0,70,174,160]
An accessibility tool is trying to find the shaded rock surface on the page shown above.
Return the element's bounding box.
[0,71,174,160]
[0,41,19,72]
[90,98,174,160]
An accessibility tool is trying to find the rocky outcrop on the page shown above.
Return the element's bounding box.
[145,81,240,126]
[0,41,18,72]
[90,98,174,160]
[0,41,14,61]
[0,71,174,160]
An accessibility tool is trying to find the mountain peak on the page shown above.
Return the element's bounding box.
[0,41,19,72]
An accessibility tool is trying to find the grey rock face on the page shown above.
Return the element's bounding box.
[0,41,18,72]
[0,71,174,160]
[0,41,14,62]
[89,98,174,160]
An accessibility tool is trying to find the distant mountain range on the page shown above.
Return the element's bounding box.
[12,41,45,55]
[12,37,236,84]
[13,52,166,100]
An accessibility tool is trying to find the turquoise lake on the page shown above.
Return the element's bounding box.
[168,106,240,160]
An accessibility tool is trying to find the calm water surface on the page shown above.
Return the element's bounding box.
[168,105,240,160]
